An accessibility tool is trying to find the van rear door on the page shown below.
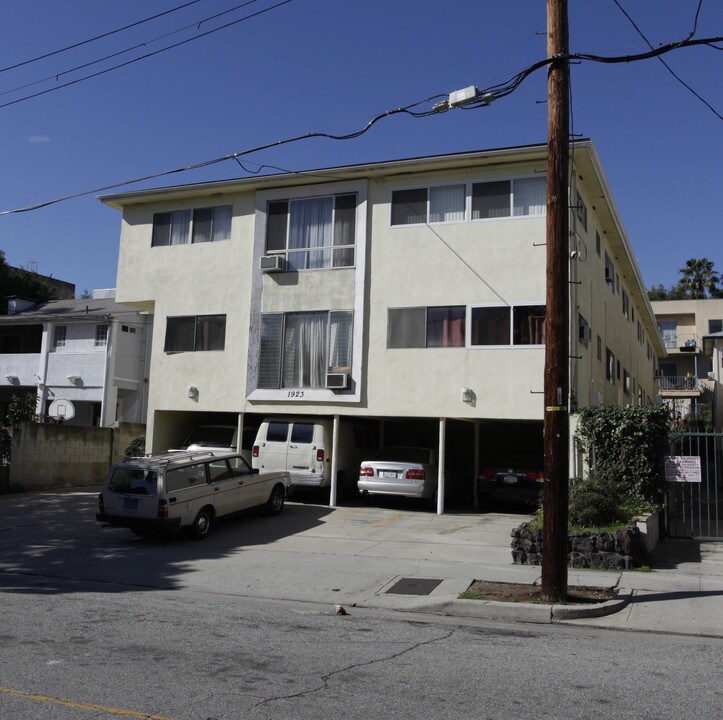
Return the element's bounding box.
[287,421,323,483]
[256,421,290,473]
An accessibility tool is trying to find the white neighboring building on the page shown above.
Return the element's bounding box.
[0,291,152,426]
[101,142,665,508]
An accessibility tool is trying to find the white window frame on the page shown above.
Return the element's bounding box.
[151,204,233,247]
[53,325,67,349]
[389,174,546,228]
[94,323,108,347]
[264,193,357,271]
[467,302,546,349]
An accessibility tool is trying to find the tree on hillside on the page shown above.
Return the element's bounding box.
[0,250,58,313]
[648,258,721,300]
[677,258,720,299]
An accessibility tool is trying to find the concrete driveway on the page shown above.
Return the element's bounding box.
[0,489,530,606]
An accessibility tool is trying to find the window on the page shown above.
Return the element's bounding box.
[95,324,108,347]
[622,290,629,319]
[469,305,545,347]
[266,194,356,270]
[604,252,615,292]
[387,307,465,348]
[390,176,545,225]
[596,335,602,361]
[470,307,510,345]
[258,310,353,389]
[576,191,587,231]
[579,314,591,346]
[709,319,723,334]
[164,315,226,352]
[472,177,545,219]
[595,231,601,257]
[606,348,616,383]
[623,369,631,396]
[151,205,232,247]
[53,325,67,349]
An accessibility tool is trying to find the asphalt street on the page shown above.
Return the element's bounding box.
[0,489,721,719]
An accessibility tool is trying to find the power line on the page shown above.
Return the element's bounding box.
[612,0,721,120]
[1,33,719,216]
[0,0,204,74]
[0,0,293,110]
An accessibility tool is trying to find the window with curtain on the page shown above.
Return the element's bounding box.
[258,311,353,389]
[470,306,510,345]
[164,315,226,352]
[513,305,546,345]
[387,307,426,348]
[152,206,231,246]
[94,324,108,347]
[429,185,465,223]
[472,181,511,219]
[426,306,465,347]
[513,177,546,216]
[391,188,427,225]
[265,194,356,270]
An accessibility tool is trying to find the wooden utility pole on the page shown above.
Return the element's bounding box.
[542,0,570,602]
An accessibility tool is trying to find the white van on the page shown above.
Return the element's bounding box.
[251,417,376,496]
[97,451,289,539]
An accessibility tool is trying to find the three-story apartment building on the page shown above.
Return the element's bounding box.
[101,142,664,511]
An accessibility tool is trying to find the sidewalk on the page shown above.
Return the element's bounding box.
[1,491,722,638]
[255,503,723,638]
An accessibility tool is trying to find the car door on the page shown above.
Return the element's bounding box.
[205,458,241,518]
[286,422,317,482]
[226,455,269,509]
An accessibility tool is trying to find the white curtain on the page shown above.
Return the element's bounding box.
[170,210,191,245]
[513,177,546,216]
[328,311,353,369]
[429,184,465,223]
[288,197,333,269]
[283,313,327,387]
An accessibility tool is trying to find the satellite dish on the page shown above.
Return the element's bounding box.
[48,398,76,421]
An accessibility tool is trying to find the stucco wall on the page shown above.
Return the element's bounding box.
[8,421,145,491]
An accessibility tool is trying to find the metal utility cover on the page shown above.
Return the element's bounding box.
[385,578,443,595]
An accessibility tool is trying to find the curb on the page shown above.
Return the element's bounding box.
[388,588,632,624]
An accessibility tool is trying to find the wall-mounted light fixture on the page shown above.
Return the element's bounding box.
[67,375,81,384]
[5,374,18,383]
[187,386,199,401]
[461,387,476,404]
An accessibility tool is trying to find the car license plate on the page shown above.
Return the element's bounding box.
[503,475,518,484]
[123,497,139,510]
[380,471,398,479]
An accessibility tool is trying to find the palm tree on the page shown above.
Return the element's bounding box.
[676,258,720,299]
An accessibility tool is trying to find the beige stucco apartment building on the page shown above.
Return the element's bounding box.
[101,141,664,510]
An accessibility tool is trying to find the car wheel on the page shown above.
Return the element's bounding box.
[191,508,214,539]
[266,485,285,516]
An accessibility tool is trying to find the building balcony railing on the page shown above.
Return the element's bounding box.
[661,333,701,353]
[658,375,700,392]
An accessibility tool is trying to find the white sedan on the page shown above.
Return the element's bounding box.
[358,447,438,500]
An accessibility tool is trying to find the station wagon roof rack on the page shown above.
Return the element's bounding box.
[123,450,220,466]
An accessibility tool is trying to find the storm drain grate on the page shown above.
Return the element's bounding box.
[385,578,443,595]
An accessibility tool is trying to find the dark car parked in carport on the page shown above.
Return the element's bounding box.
[477,465,544,509]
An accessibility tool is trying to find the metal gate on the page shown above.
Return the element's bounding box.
[666,432,723,539]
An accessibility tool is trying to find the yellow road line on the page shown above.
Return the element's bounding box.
[0,685,175,719]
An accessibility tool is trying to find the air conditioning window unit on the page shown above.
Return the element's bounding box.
[259,255,284,272]
[325,372,349,390]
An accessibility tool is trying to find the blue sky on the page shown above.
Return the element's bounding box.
[1,0,720,295]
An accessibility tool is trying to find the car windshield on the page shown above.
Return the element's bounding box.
[184,427,234,446]
[108,467,159,495]
[374,448,431,464]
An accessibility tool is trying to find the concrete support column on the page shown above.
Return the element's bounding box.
[437,417,446,515]
[330,414,340,508]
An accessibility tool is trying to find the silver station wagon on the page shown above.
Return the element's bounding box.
[97,451,289,539]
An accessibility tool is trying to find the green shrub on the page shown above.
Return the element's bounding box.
[576,404,670,509]
[123,436,146,461]
[568,475,630,529]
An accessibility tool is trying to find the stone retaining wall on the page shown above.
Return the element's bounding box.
[511,521,647,570]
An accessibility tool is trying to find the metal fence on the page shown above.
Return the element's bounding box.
[666,432,722,539]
